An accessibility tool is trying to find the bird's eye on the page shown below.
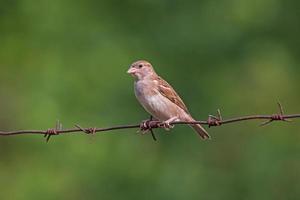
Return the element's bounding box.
[138,64,143,68]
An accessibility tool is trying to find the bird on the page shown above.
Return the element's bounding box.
[127,60,210,139]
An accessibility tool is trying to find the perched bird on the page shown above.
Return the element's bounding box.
[127,60,210,139]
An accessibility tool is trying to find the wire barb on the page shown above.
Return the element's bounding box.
[44,120,61,142]
[150,129,157,141]
[75,124,96,134]
[260,102,292,126]
[207,109,223,127]
[139,116,157,141]
[149,116,157,141]
[0,102,299,140]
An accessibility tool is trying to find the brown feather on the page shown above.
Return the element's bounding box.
[155,76,190,114]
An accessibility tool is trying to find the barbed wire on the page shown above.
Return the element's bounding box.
[0,102,299,142]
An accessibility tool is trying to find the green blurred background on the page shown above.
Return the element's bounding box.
[0,0,300,199]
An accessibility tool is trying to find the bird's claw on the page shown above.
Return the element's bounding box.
[158,121,174,131]
[157,116,178,131]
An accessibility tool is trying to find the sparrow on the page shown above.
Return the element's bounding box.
[127,60,210,139]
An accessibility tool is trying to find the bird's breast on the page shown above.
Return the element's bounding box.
[134,80,187,121]
[134,81,159,106]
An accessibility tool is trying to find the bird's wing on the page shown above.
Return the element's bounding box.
[155,76,190,114]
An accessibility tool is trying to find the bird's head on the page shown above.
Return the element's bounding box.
[127,60,156,80]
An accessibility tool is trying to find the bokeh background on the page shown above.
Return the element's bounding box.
[0,0,300,199]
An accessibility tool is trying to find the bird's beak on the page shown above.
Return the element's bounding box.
[127,67,137,75]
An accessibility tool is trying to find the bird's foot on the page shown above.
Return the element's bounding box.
[158,116,178,131]
[158,122,174,131]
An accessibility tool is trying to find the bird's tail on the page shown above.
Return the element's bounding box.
[186,116,210,139]
[190,124,210,140]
